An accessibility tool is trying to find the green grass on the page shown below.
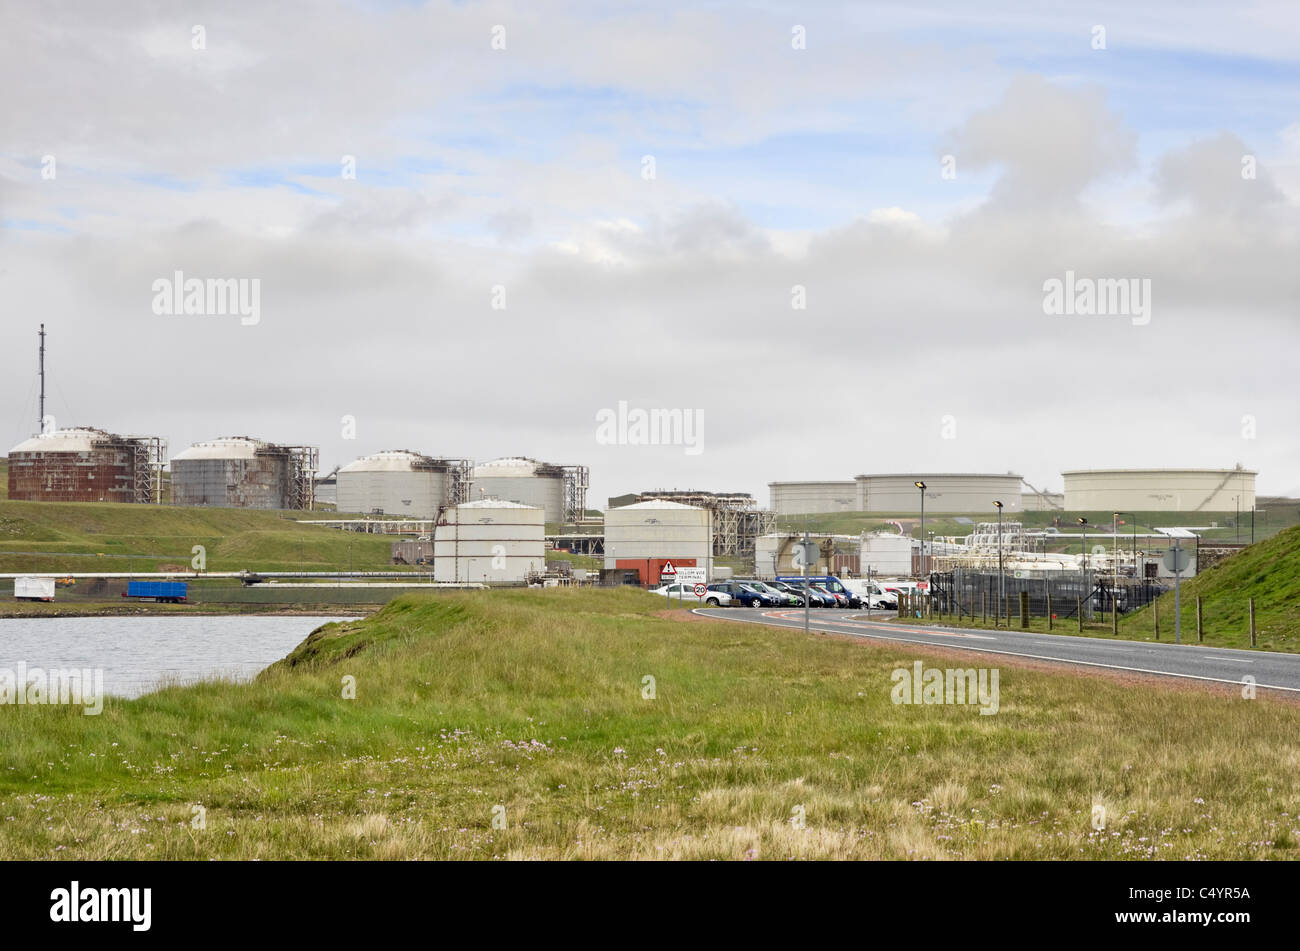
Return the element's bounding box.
[0,498,394,573]
[1,588,1298,859]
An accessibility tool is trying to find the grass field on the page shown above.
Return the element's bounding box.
[2,587,1298,860]
[0,498,394,574]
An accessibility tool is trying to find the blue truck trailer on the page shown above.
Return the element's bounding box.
[122,580,188,603]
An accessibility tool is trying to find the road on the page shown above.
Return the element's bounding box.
[692,607,1300,694]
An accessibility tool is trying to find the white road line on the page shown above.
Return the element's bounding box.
[692,609,1300,694]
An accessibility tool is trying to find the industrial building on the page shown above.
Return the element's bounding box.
[755,533,861,579]
[6,428,166,503]
[171,437,318,510]
[1062,467,1257,513]
[768,481,858,514]
[616,489,775,557]
[432,499,545,584]
[336,450,472,518]
[603,500,712,582]
[471,457,589,523]
[769,474,1024,514]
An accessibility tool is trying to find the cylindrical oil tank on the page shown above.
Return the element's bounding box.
[1062,468,1257,512]
[433,500,545,583]
[336,451,449,517]
[855,473,1024,513]
[171,437,288,509]
[767,481,858,515]
[603,500,712,575]
[471,457,566,523]
[6,428,146,503]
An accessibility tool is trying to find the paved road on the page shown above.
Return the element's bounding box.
[692,607,1300,694]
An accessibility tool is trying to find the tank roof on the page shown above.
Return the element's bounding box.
[172,436,267,461]
[8,428,122,454]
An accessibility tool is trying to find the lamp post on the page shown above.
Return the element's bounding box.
[1077,517,1088,572]
[915,481,927,577]
[994,500,1004,622]
[1234,495,1240,544]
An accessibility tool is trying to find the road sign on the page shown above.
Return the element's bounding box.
[677,567,706,585]
[791,542,818,568]
[659,561,676,577]
[1163,548,1191,573]
[693,583,707,598]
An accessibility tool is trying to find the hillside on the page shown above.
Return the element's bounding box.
[1121,523,1300,650]
[1,588,1298,859]
[0,498,394,573]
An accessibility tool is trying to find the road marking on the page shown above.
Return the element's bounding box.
[694,609,1300,694]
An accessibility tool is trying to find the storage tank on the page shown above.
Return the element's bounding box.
[471,457,568,522]
[7,428,159,503]
[171,436,315,509]
[855,473,1024,513]
[1062,467,1257,513]
[432,499,545,584]
[768,481,858,514]
[603,500,712,576]
[336,450,452,517]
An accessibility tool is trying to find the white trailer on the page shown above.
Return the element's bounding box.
[14,577,56,602]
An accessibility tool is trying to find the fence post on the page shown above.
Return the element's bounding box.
[1249,598,1256,647]
[1047,591,1052,631]
[1112,593,1118,636]
[1196,597,1203,643]
[982,591,987,624]
[1077,597,1082,633]
[1154,597,1159,640]
[1019,591,1029,629]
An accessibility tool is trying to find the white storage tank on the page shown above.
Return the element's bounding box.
[861,532,918,577]
[336,450,449,517]
[471,457,566,522]
[1062,467,1256,513]
[433,499,545,584]
[768,481,858,514]
[855,473,1024,513]
[603,500,712,575]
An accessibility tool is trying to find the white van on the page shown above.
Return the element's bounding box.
[844,579,898,610]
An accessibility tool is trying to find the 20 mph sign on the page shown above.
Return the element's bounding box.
[693,583,707,597]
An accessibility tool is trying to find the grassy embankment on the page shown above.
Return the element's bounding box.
[0,498,394,575]
[890,524,1300,653]
[1,587,1298,860]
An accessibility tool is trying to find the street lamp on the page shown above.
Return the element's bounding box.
[1077,517,1088,572]
[915,481,927,576]
[994,500,1004,622]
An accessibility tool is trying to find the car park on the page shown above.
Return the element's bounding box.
[736,579,801,607]
[651,583,731,607]
[706,581,773,607]
[776,575,861,608]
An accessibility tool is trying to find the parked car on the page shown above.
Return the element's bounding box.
[776,575,860,608]
[809,583,850,608]
[706,581,771,607]
[651,583,731,607]
[847,580,898,610]
[770,579,835,607]
[737,579,801,607]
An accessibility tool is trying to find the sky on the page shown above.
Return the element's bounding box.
[2,0,1298,507]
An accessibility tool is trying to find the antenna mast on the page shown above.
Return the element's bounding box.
[38,323,46,434]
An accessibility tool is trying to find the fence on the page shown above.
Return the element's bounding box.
[920,570,1167,624]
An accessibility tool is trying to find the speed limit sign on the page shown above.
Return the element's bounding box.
[693,583,707,597]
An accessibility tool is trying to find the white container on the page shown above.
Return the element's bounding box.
[14,577,55,601]
[433,500,545,583]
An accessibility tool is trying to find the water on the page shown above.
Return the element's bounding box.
[0,615,355,698]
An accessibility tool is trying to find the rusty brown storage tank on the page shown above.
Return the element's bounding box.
[171,436,317,509]
[7,428,158,503]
